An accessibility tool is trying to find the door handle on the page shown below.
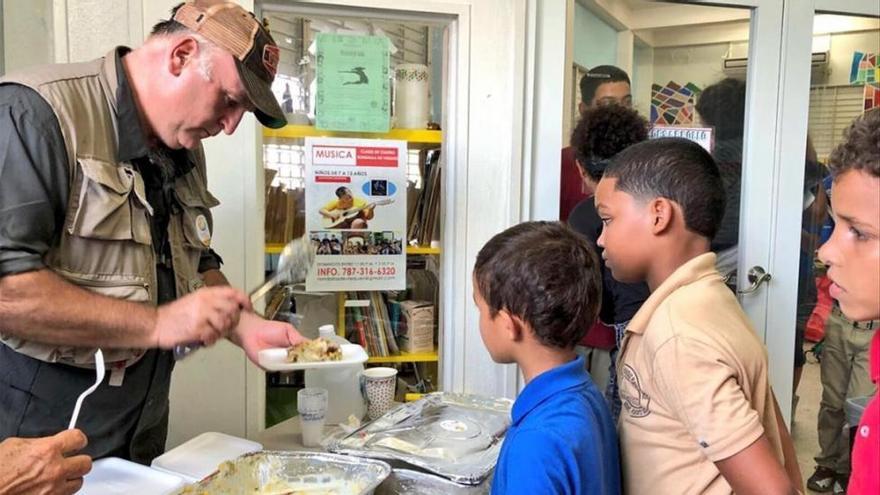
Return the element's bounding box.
[738,266,772,295]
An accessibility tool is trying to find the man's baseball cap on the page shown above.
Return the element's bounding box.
[173,0,287,129]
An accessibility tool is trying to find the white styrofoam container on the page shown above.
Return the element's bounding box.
[151,431,263,482]
[81,457,185,495]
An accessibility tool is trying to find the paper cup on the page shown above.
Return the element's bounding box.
[360,367,398,420]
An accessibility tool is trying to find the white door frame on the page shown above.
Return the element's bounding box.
[259,0,533,407]
[770,0,880,423]
[676,0,797,417]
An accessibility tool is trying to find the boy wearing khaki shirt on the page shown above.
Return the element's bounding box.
[595,138,802,494]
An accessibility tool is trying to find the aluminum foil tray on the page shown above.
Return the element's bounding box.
[375,468,491,495]
[175,451,391,494]
[329,392,512,485]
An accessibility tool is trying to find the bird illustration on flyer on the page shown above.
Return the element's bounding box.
[304,137,407,292]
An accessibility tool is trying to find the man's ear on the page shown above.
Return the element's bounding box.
[169,37,199,77]
[578,101,588,116]
[649,197,675,235]
[498,310,525,343]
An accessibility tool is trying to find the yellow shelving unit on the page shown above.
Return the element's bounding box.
[263,125,442,147]
[265,244,439,256]
[366,351,439,364]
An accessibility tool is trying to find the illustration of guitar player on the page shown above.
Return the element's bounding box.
[319,186,394,229]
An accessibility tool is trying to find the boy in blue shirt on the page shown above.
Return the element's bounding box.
[473,221,620,495]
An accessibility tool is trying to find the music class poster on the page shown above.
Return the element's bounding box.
[304,137,407,292]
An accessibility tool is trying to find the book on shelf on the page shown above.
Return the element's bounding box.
[407,148,441,247]
[345,291,409,358]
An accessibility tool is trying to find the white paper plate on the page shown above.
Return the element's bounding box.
[81,458,185,494]
[258,343,369,371]
[151,432,262,482]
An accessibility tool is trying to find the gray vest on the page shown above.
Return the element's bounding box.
[0,48,220,367]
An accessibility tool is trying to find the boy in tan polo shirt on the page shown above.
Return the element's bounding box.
[594,138,802,494]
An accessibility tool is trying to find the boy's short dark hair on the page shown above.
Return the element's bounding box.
[695,78,746,141]
[606,138,726,240]
[474,221,601,349]
[571,104,649,181]
[580,65,631,104]
[828,108,880,179]
[335,186,352,198]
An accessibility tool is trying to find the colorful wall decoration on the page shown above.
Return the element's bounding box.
[849,52,879,85]
[864,83,880,112]
[650,81,702,126]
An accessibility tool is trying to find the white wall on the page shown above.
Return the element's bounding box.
[650,28,880,95]
[631,41,653,117]
[1,0,53,73]
[652,42,731,93]
[572,2,617,69]
[824,29,880,86]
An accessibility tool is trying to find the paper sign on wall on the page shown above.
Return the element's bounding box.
[649,126,715,153]
[315,34,391,132]
[304,137,407,292]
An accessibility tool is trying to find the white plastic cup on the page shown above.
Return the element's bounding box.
[360,367,398,420]
[297,387,328,447]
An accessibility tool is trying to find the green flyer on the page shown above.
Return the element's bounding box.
[315,33,391,132]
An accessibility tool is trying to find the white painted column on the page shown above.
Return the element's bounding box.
[616,29,634,76]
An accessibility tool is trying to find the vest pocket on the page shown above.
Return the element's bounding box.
[175,188,218,250]
[70,157,152,245]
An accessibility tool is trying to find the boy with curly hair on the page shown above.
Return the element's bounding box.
[815,109,880,495]
[567,104,650,418]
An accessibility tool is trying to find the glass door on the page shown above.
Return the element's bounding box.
[769,0,879,486]
[565,0,790,403]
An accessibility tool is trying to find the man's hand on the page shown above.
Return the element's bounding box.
[152,287,251,348]
[230,311,307,366]
[0,429,92,495]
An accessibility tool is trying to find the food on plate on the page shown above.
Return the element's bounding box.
[286,338,342,363]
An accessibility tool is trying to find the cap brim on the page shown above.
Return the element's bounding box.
[236,61,287,129]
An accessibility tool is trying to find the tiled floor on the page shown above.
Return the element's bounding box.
[792,349,823,493]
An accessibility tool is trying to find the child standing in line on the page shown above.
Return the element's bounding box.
[474,221,620,495]
[594,138,802,494]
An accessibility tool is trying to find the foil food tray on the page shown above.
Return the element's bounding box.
[330,392,512,485]
[175,451,391,494]
[375,468,491,495]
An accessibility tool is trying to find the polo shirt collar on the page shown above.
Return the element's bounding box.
[512,356,589,425]
[627,252,719,335]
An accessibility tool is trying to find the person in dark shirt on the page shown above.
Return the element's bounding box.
[0,1,305,489]
[567,104,650,419]
[560,65,632,222]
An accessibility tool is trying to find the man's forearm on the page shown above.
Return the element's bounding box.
[0,269,157,348]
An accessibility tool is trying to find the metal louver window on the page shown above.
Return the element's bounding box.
[808,85,865,162]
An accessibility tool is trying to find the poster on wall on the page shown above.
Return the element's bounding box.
[315,33,391,132]
[304,137,407,292]
[649,126,714,153]
[849,51,878,85]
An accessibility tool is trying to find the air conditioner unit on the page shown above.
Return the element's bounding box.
[722,51,829,74]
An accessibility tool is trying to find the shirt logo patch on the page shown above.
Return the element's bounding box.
[195,215,211,247]
[620,364,651,418]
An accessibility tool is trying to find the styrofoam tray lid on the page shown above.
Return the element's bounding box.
[259,343,368,371]
[150,431,263,482]
[81,457,185,495]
